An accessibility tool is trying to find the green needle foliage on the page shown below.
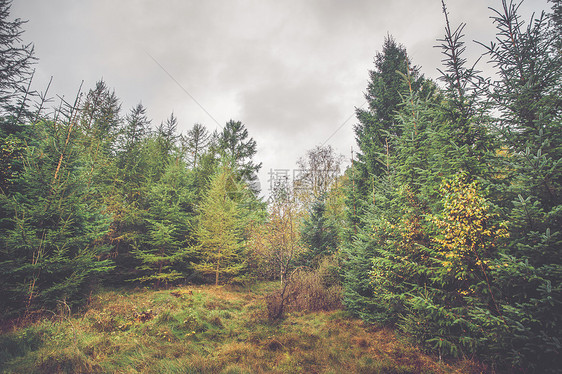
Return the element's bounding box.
[0,113,114,317]
[131,162,196,287]
[341,1,561,372]
[193,164,246,285]
[300,196,339,268]
[0,1,559,372]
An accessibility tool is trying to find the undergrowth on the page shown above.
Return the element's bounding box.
[0,282,486,373]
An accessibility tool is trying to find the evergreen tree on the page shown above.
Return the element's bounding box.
[115,103,152,197]
[0,0,35,120]
[341,2,561,371]
[77,80,122,209]
[156,112,179,161]
[342,37,434,323]
[300,196,338,267]
[353,36,427,196]
[80,80,121,143]
[217,119,261,190]
[120,103,151,153]
[480,1,562,370]
[0,0,35,197]
[0,106,114,316]
[182,123,211,168]
[131,162,196,286]
[193,164,245,285]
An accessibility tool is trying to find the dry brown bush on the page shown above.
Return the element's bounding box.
[266,256,342,320]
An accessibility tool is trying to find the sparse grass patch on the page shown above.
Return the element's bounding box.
[0,282,487,373]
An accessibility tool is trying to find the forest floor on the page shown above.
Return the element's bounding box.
[0,282,487,373]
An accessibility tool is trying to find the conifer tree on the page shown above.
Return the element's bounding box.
[0,0,35,119]
[193,164,245,285]
[131,162,196,286]
[120,103,151,153]
[342,37,432,321]
[217,119,261,190]
[353,36,427,197]
[0,102,114,316]
[480,1,562,370]
[182,123,211,168]
[0,0,35,196]
[340,2,561,371]
[156,112,179,161]
[300,197,338,267]
[80,80,121,144]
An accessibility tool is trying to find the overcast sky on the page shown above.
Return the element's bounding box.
[12,0,550,195]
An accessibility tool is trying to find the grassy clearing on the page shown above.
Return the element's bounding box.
[0,282,486,373]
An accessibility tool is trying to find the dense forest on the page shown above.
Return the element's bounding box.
[1,0,560,372]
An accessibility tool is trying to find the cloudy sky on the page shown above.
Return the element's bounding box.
[12,0,550,194]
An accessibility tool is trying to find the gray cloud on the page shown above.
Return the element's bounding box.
[11,0,551,194]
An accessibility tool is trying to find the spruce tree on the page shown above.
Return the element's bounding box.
[0,105,114,316]
[300,197,338,267]
[353,36,427,197]
[342,37,432,320]
[80,80,121,145]
[217,119,261,190]
[0,0,35,119]
[120,103,151,154]
[131,162,196,286]
[156,112,179,161]
[182,123,211,168]
[480,1,562,370]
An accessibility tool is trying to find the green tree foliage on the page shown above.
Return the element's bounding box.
[0,4,114,316]
[341,1,561,372]
[217,119,262,190]
[182,123,211,168]
[353,36,427,195]
[0,0,35,196]
[120,103,151,154]
[156,113,180,163]
[479,1,562,370]
[0,131,25,192]
[77,80,123,215]
[0,0,35,119]
[300,197,338,268]
[342,37,435,322]
[193,164,245,285]
[0,108,114,316]
[80,80,121,145]
[131,162,196,286]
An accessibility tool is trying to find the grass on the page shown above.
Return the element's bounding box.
[0,282,486,373]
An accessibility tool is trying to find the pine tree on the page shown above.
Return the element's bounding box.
[300,196,338,267]
[0,102,114,316]
[182,123,211,168]
[480,1,562,370]
[0,0,35,195]
[353,36,427,196]
[342,40,436,322]
[156,112,179,161]
[193,164,245,285]
[80,80,121,144]
[77,80,122,210]
[120,103,151,153]
[341,2,561,370]
[131,162,196,286]
[217,119,261,190]
[0,0,35,120]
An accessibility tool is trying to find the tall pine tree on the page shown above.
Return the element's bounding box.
[193,164,245,285]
